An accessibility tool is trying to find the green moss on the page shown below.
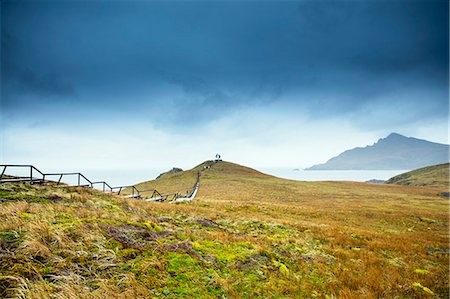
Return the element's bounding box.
[308,269,325,288]
[20,212,32,219]
[143,222,154,230]
[412,282,434,295]
[167,252,198,272]
[414,269,430,275]
[272,260,289,276]
[120,248,141,259]
[164,252,220,296]
[0,190,11,197]
[0,230,25,250]
[52,212,76,224]
[104,238,123,252]
[192,240,255,264]
[153,225,164,232]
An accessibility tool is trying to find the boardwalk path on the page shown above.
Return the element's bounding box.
[0,162,219,203]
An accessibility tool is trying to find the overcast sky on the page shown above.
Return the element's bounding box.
[1,0,448,173]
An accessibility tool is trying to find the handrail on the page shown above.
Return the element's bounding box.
[45,172,80,175]
[31,166,45,176]
[0,165,45,183]
[111,185,141,197]
[43,172,92,187]
[138,189,162,198]
[0,165,93,188]
[91,181,113,192]
[0,164,200,204]
[79,173,92,186]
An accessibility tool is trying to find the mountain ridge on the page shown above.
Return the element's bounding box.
[306,133,449,170]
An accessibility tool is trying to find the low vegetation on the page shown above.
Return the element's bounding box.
[0,161,448,298]
[386,163,449,188]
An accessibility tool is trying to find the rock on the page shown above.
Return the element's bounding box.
[366,179,385,184]
[156,167,183,179]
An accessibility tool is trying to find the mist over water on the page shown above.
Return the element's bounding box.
[3,165,410,187]
[81,169,164,187]
[68,168,410,187]
[260,168,409,182]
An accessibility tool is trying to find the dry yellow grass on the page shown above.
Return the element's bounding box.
[0,160,448,298]
[386,163,449,188]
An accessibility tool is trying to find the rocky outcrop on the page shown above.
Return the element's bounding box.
[156,167,183,179]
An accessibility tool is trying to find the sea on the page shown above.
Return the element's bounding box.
[4,166,409,188]
[82,168,409,187]
[260,168,409,182]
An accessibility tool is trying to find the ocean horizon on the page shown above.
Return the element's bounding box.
[260,168,408,183]
[2,166,409,188]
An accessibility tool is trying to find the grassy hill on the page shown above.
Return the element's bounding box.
[130,160,271,197]
[0,161,448,298]
[386,163,449,188]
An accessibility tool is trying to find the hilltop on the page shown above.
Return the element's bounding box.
[0,160,448,298]
[386,163,449,188]
[307,133,449,170]
[131,160,272,197]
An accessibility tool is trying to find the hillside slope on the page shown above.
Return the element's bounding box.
[386,163,449,187]
[307,133,449,170]
[0,161,448,298]
[130,160,272,197]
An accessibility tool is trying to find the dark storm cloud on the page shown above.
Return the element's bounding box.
[1,0,448,128]
[10,67,75,98]
[1,25,75,106]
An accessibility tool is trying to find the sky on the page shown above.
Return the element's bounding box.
[1,0,449,175]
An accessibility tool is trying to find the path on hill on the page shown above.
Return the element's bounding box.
[0,163,217,204]
[166,159,221,203]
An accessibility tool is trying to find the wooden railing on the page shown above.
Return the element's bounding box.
[0,164,199,202]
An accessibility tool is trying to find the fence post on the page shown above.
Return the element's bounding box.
[0,166,6,179]
[78,173,81,186]
[30,166,33,183]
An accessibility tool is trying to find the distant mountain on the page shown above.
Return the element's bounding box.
[306,133,449,170]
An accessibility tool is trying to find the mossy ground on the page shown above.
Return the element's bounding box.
[0,161,448,298]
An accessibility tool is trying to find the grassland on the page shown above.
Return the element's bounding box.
[386,163,449,188]
[0,161,448,298]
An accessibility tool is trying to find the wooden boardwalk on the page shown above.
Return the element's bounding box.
[0,164,201,203]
